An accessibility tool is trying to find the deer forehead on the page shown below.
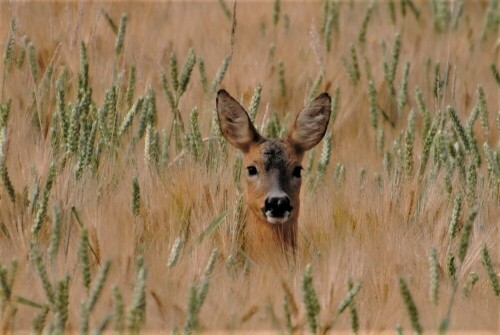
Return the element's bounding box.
[246,140,302,171]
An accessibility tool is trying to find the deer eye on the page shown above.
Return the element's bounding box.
[247,166,258,176]
[292,166,302,178]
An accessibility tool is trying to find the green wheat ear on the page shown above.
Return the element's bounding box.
[448,194,462,239]
[457,206,478,262]
[463,272,479,297]
[198,57,209,95]
[167,237,183,268]
[341,45,360,86]
[32,305,49,335]
[187,107,202,161]
[447,252,457,284]
[483,143,500,187]
[32,161,56,236]
[308,71,325,102]
[126,260,147,335]
[29,243,55,305]
[278,60,286,97]
[301,264,320,334]
[115,13,128,55]
[415,87,431,140]
[78,228,92,290]
[48,204,62,265]
[404,110,416,177]
[112,285,125,332]
[0,125,15,203]
[178,49,197,98]
[336,281,362,315]
[376,127,384,153]
[27,41,39,83]
[3,20,15,73]
[131,177,141,217]
[368,80,379,130]
[481,243,500,296]
[418,121,437,178]
[316,132,332,183]
[54,275,69,333]
[126,64,136,109]
[447,106,469,151]
[465,162,477,204]
[388,0,396,24]
[330,87,340,125]
[491,64,500,87]
[273,0,281,27]
[429,247,439,305]
[345,279,360,335]
[388,33,402,95]
[397,62,410,114]
[212,54,232,93]
[399,278,422,335]
[476,85,489,133]
[183,248,219,335]
[248,83,263,123]
[358,2,374,45]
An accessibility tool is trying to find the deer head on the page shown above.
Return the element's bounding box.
[216,89,331,252]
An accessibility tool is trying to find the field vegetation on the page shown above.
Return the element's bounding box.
[0,0,498,333]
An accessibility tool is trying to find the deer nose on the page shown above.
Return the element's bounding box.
[264,196,292,217]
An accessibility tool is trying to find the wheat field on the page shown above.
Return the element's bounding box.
[0,0,498,333]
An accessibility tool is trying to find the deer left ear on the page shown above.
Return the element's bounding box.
[216,89,262,152]
[287,93,331,152]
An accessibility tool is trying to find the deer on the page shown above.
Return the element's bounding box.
[216,89,331,260]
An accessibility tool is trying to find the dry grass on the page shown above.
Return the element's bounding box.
[0,1,498,333]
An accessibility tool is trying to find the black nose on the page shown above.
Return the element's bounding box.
[264,196,292,217]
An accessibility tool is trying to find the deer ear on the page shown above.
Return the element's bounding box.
[287,93,331,152]
[216,89,262,152]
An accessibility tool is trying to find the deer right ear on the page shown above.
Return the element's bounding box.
[287,92,331,153]
[216,89,262,152]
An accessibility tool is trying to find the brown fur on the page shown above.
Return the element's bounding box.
[243,141,303,259]
[217,90,331,260]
